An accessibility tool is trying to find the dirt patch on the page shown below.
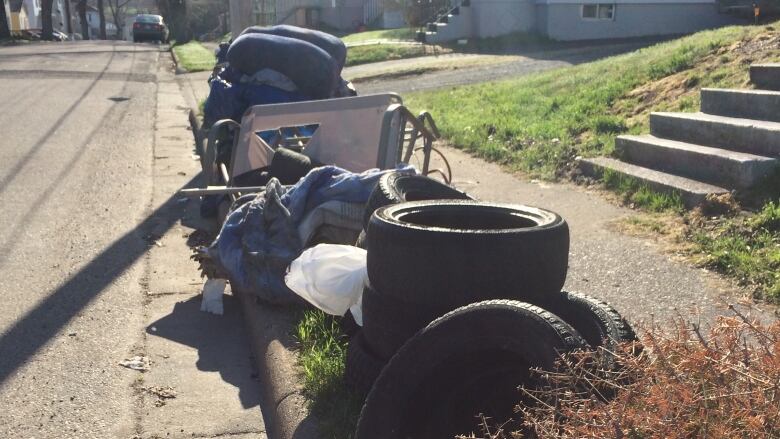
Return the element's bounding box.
[613,29,780,128]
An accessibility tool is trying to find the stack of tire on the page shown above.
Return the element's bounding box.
[345,170,637,438]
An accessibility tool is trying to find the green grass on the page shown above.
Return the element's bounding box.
[443,30,553,52]
[172,41,216,72]
[406,24,779,180]
[341,28,415,43]
[691,201,780,301]
[295,310,362,438]
[345,44,429,66]
[602,169,684,213]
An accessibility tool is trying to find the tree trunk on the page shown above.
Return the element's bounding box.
[41,0,53,40]
[77,0,88,38]
[0,0,11,39]
[64,0,72,34]
[97,0,106,39]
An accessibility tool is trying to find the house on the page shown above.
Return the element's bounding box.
[422,0,744,43]
[8,0,68,32]
[73,3,117,38]
[228,0,399,37]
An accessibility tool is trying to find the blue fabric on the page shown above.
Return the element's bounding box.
[203,80,309,126]
[209,165,413,305]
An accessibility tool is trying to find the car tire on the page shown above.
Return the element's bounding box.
[270,147,313,184]
[354,229,366,249]
[355,300,587,439]
[362,171,473,230]
[361,286,450,360]
[345,331,387,398]
[366,200,569,307]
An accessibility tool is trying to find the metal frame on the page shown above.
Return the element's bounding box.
[180,94,445,198]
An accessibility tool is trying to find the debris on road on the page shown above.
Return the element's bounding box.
[118,356,151,372]
[145,386,177,407]
[200,278,226,315]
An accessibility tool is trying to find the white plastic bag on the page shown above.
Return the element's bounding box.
[285,244,367,323]
[201,278,226,315]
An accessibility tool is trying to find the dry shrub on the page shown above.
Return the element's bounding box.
[463,308,780,439]
[513,307,780,439]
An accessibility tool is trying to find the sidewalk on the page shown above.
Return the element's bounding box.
[441,146,774,324]
[136,59,267,439]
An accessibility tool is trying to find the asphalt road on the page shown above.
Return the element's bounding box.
[0,41,160,437]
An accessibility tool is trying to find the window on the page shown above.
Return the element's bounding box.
[582,3,615,20]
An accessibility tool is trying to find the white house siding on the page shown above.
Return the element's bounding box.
[471,0,537,38]
[540,0,740,41]
[320,0,364,29]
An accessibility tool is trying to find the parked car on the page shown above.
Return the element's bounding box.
[132,14,169,43]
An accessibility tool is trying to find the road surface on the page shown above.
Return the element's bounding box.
[0,41,265,438]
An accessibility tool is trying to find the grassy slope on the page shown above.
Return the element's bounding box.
[172,41,216,72]
[407,22,780,301]
[406,24,780,179]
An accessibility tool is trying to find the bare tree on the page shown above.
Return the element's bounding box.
[0,0,11,39]
[41,0,53,40]
[64,0,72,34]
[107,0,131,40]
[77,0,89,38]
[97,0,106,39]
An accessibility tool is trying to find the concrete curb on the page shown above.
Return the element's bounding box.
[236,290,320,439]
[185,109,319,439]
[170,46,186,74]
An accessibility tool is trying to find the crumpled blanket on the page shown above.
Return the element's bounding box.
[208,165,412,305]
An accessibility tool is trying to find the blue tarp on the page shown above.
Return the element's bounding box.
[208,165,413,305]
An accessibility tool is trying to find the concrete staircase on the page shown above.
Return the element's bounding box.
[579,63,780,208]
[416,0,472,44]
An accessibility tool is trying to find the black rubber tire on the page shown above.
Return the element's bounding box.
[354,229,367,250]
[366,200,569,307]
[362,171,473,230]
[345,331,387,398]
[534,291,636,350]
[269,147,313,184]
[355,300,587,439]
[361,286,451,360]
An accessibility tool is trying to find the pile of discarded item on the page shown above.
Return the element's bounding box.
[203,25,355,128]
[184,25,637,438]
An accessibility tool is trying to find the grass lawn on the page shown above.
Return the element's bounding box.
[172,41,216,72]
[346,43,434,67]
[295,310,362,438]
[341,28,416,43]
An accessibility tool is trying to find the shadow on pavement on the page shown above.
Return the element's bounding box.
[146,295,263,409]
[0,176,199,385]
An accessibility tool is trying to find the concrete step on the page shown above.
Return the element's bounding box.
[701,88,780,123]
[750,63,780,91]
[650,112,780,157]
[579,156,729,208]
[616,135,778,189]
